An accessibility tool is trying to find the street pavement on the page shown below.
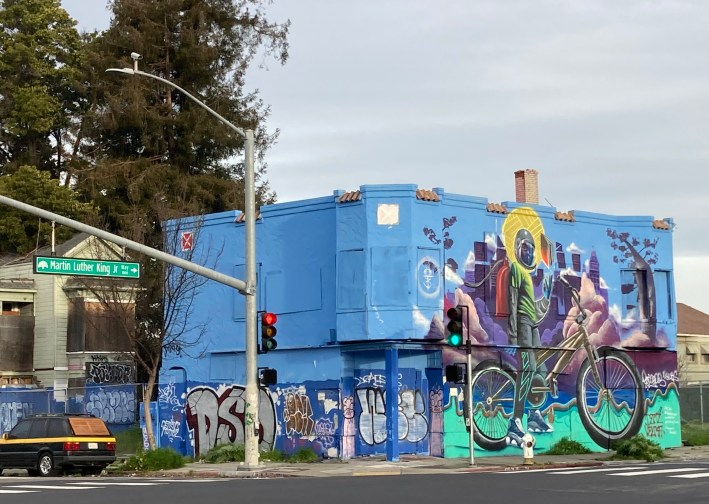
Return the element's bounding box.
[138,444,709,479]
[2,445,708,479]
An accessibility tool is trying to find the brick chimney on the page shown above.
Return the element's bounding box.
[514,169,539,205]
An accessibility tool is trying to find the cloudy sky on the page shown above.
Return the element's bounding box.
[62,0,708,313]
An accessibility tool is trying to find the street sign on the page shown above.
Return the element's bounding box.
[33,256,140,279]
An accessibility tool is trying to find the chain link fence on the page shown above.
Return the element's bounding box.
[679,381,709,425]
[0,383,142,434]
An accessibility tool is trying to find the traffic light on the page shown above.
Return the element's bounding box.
[445,364,465,384]
[260,312,278,353]
[446,306,464,347]
[259,368,277,386]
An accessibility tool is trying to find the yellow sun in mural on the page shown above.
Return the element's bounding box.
[502,207,551,267]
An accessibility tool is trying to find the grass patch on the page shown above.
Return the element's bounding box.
[682,422,709,446]
[201,443,319,463]
[543,437,592,455]
[114,426,143,455]
[611,435,664,462]
[121,447,186,471]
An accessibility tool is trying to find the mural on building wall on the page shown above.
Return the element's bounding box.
[427,207,680,456]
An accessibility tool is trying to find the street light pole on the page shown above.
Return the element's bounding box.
[106,62,260,468]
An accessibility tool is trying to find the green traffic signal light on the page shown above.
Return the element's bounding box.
[447,332,463,346]
[446,306,464,347]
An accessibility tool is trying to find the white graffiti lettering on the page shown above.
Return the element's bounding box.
[158,380,184,411]
[86,389,136,424]
[641,370,678,389]
[356,388,429,445]
[185,385,276,456]
[0,401,32,433]
[86,362,135,385]
[160,418,183,441]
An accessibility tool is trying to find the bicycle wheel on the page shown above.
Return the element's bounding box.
[576,347,644,448]
[471,360,517,451]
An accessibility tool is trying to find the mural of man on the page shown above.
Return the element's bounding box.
[503,221,555,447]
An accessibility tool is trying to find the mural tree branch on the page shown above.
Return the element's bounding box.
[607,228,659,341]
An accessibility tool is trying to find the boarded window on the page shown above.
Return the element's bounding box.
[67,299,133,352]
[68,417,111,436]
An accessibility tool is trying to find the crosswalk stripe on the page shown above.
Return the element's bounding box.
[7,485,97,490]
[669,472,709,479]
[610,468,705,476]
[0,490,40,494]
[75,482,165,486]
[551,467,646,475]
[145,479,221,483]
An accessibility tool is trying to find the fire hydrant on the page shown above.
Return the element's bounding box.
[522,433,536,465]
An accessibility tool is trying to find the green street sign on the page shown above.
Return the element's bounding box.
[33,256,140,279]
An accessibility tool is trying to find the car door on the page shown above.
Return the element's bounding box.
[0,419,32,468]
[25,419,49,468]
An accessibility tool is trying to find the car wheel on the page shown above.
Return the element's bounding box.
[37,453,56,477]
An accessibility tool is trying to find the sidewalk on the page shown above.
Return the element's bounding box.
[143,445,709,479]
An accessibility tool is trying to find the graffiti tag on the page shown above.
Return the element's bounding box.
[645,411,663,438]
[356,388,429,445]
[641,370,678,389]
[86,362,135,384]
[0,401,32,433]
[283,392,315,436]
[86,389,136,424]
[185,385,275,456]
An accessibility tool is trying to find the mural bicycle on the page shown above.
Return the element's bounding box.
[470,274,643,450]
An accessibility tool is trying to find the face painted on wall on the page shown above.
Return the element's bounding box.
[514,229,536,270]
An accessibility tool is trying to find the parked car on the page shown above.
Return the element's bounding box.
[0,414,116,476]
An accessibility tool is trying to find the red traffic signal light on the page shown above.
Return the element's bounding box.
[261,312,278,352]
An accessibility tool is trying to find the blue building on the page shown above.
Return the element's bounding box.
[157,172,680,460]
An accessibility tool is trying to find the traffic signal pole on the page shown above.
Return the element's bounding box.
[105,63,260,469]
[466,337,475,466]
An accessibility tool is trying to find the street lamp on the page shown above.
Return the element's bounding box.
[106,58,261,468]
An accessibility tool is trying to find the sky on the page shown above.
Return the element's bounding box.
[61,0,708,314]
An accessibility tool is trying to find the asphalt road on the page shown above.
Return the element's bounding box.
[2,462,709,504]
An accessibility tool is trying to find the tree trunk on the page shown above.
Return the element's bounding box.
[143,370,158,450]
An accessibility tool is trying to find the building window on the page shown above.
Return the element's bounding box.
[687,353,697,363]
[702,354,709,364]
[653,270,673,322]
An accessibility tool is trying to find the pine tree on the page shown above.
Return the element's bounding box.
[0,0,84,177]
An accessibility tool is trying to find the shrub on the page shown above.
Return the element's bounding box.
[612,435,664,462]
[203,443,245,463]
[122,447,186,471]
[289,448,319,463]
[682,422,709,446]
[544,437,592,455]
[201,444,318,463]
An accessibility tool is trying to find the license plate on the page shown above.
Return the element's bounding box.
[88,442,98,449]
